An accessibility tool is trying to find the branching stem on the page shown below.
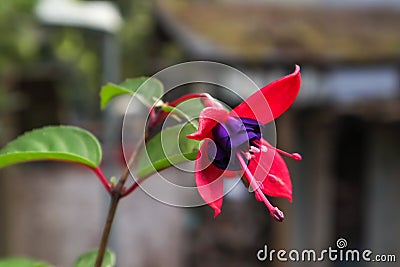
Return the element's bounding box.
[94,138,144,267]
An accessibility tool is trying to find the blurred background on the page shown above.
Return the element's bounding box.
[0,0,399,266]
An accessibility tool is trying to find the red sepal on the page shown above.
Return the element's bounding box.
[247,139,292,202]
[187,107,228,141]
[231,65,301,124]
[194,140,226,217]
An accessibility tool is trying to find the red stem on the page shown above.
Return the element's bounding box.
[92,167,112,194]
[168,93,210,107]
[121,181,140,197]
[148,93,217,131]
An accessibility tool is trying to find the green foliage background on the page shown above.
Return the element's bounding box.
[0,0,161,115]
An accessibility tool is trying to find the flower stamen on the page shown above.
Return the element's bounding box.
[268,174,284,185]
[237,152,285,222]
[268,174,278,184]
[254,140,302,161]
[242,151,255,160]
[249,146,261,154]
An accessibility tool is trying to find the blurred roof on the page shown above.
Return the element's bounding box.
[36,0,122,33]
[156,0,400,64]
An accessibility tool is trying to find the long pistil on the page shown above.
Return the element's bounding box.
[237,152,285,222]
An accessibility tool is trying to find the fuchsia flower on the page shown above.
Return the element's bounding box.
[187,65,302,222]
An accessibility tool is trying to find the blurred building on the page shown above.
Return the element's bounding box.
[153,1,400,266]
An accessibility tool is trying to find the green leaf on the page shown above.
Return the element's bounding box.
[100,77,163,109]
[0,258,54,267]
[136,123,200,178]
[0,126,102,169]
[173,97,205,120]
[73,249,115,267]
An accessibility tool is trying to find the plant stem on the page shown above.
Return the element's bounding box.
[92,167,112,193]
[94,192,120,267]
[160,104,198,128]
[94,139,144,267]
[94,165,130,267]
